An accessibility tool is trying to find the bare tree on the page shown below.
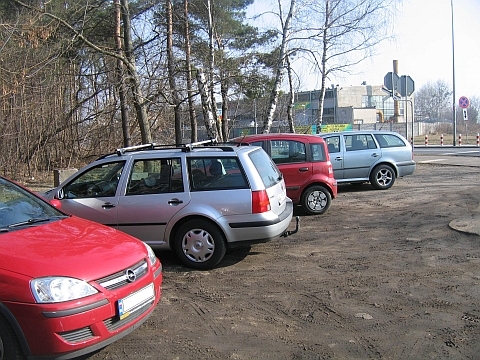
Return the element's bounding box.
[184,0,198,142]
[12,0,153,144]
[262,0,296,133]
[114,0,131,147]
[306,0,397,125]
[414,80,452,121]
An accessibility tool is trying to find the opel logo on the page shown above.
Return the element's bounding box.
[125,269,137,282]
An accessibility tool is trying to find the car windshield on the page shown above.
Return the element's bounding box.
[0,178,67,231]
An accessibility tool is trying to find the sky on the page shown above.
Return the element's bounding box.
[247,0,480,101]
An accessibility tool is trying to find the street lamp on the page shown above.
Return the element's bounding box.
[451,0,457,146]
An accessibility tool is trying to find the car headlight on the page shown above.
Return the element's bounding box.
[31,277,98,303]
[145,243,157,266]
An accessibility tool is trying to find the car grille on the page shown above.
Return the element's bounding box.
[103,300,153,331]
[58,327,95,343]
[95,260,148,290]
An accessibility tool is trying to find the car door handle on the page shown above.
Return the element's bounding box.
[298,167,309,172]
[334,157,343,161]
[168,199,183,205]
[371,153,380,157]
[102,203,115,209]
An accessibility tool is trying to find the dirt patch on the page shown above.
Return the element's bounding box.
[84,163,480,359]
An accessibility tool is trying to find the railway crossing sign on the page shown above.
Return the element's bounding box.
[459,96,470,109]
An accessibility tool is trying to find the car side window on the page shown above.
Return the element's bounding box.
[345,134,375,151]
[188,157,248,191]
[126,158,183,195]
[270,140,306,164]
[325,136,340,153]
[63,161,125,198]
[374,134,406,148]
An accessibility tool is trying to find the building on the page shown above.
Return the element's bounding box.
[296,84,413,126]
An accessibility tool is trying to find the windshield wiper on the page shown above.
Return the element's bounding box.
[6,216,67,229]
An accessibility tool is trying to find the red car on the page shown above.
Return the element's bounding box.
[232,133,337,215]
[0,176,162,360]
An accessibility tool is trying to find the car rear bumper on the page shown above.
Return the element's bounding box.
[397,162,416,177]
[225,200,294,247]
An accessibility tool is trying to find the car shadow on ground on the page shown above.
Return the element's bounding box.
[154,246,252,272]
[292,183,376,217]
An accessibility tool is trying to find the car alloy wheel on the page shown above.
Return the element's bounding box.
[301,185,332,215]
[370,164,395,190]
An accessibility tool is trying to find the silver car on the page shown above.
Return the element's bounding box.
[43,141,296,269]
[319,131,416,189]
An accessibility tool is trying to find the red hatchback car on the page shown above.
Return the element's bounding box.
[0,176,162,360]
[232,133,337,215]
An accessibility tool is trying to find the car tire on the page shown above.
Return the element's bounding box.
[0,314,25,360]
[370,164,395,190]
[301,185,331,215]
[174,219,227,270]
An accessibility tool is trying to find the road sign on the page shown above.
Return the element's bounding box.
[384,72,399,92]
[463,108,468,121]
[459,96,470,108]
[398,75,415,97]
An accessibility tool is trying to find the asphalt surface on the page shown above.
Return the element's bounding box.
[415,154,480,236]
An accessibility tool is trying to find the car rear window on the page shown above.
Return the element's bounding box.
[374,134,406,148]
[311,143,327,161]
[248,148,282,188]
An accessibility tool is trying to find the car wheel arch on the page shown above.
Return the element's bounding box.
[0,304,31,359]
[168,215,227,252]
[370,161,399,178]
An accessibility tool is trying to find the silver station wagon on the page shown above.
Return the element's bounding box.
[43,141,297,270]
[319,131,416,189]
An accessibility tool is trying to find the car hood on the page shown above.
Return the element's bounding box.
[0,216,148,281]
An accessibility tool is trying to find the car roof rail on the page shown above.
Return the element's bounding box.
[183,138,217,150]
[116,143,157,155]
[113,138,220,156]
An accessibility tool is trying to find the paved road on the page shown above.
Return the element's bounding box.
[415,154,480,167]
[414,145,480,157]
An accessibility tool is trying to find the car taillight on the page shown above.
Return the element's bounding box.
[252,190,271,213]
[326,161,334,176]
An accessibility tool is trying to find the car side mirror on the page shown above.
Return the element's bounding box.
[49,199,62,209]
[55,188,65,200]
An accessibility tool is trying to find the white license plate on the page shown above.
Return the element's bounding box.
[118,283,155,320]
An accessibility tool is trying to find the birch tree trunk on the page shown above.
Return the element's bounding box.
[196,69,217,140]
[262,0,296,133]
[206,0,222,141]
[184,0,198,142]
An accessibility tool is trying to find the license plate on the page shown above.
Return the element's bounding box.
[118,283,155,320]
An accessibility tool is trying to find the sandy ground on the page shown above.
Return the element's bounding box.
[83,163,480,360]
